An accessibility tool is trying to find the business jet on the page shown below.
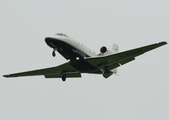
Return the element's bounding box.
[3,33,167,81]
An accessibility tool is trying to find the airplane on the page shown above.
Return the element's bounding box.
[3,33,167,81]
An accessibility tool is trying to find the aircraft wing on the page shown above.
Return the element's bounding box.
[85,41,167,70]
[3,62,81,78]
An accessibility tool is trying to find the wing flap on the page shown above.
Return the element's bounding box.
[109,62,120,69]
[45,72,81,78]
[119,56,135,65]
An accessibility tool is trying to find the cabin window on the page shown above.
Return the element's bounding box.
[56,33,63,36]
[55,33,69,38]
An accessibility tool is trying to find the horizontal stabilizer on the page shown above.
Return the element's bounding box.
[119,56,135,65]
[103,72,113,78]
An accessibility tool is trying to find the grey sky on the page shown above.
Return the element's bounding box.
[0,0,169,120]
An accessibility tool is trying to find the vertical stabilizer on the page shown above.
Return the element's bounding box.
[111,44,119,73]
[112,44,119,53]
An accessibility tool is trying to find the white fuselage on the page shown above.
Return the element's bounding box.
[46,34,97,57]
[45,33,103,74]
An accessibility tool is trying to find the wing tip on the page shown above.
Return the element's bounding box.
[3,74,15,78]
[3,74,10,78]
[164,41,167,44]
[158,41,167,45]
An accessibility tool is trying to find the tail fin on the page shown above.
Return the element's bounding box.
[112,44,119,53]
[111,44,119,74]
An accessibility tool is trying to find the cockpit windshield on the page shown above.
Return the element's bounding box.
[55,33,69,38]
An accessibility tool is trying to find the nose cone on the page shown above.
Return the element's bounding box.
[45,37,57,48]
[45,37,51,43]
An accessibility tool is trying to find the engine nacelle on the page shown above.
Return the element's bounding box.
[99,44,119,55]
[100,46,107,53]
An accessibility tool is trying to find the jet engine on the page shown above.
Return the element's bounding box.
[99,44,119,55]
[100,46,107,53]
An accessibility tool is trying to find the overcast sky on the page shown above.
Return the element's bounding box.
[0,0,169,120]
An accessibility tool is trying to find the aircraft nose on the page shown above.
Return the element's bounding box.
[45,37,57,48]
[45,37,57,43]
[45,37,51,43]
